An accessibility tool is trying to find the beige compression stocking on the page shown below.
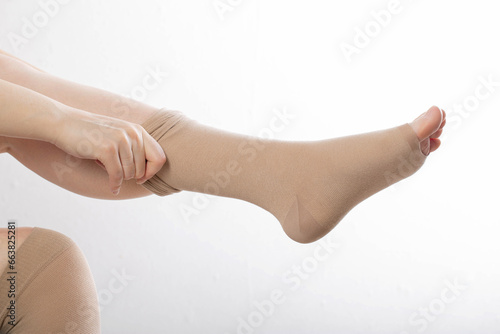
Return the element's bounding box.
[0,227,101,333]
[140,109,427,243]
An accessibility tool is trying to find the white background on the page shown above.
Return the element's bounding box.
[1,0,499,333]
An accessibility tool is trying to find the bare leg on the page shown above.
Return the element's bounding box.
[0,53,157,199]
[2,136,152,200]
[0,52,446,243]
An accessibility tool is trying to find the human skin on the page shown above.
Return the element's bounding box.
[0,50,448,244]
[0,51,444,202]
[0,50,166,195]
[0,62,166,195]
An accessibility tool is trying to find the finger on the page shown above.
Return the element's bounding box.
[100,150,124,195]
[119,139,136,181]
[133,131,146,180]
[136,133,166,184]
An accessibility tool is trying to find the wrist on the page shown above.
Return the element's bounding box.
[32,101,71,145]
[50,105,86,147]
[51,106,106,151]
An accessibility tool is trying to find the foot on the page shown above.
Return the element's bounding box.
[278,106,447,243]
[410,106,447,156]
[138,106,446,244]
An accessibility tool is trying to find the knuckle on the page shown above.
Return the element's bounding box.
[158,150,167,163]
[120,130,130,142]
[128,126,141,139]
[114,128,128,141]
[123,160,134,168]
[112,170,123,180]
[104,143,116,154]
[122,153,135,165]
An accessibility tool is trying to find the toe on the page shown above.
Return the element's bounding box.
[429,138,441,153]
[438,110,446,130]
[439,118,446,130]
[410,106,443,141]
[420,138,431,156]
[431,128,443,139]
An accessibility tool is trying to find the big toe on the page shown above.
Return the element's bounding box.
[410,106,443,141]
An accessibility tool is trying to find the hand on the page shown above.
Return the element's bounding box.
[53,108,166,195]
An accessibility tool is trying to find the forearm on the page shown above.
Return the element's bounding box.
[0,52,167,196]
[0,50,44,72]
[0,78,68,143]
[5,136,152,200]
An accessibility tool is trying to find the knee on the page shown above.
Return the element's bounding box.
[18,227,98,304]
[10,227,101,332]
[38,227,76,248]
